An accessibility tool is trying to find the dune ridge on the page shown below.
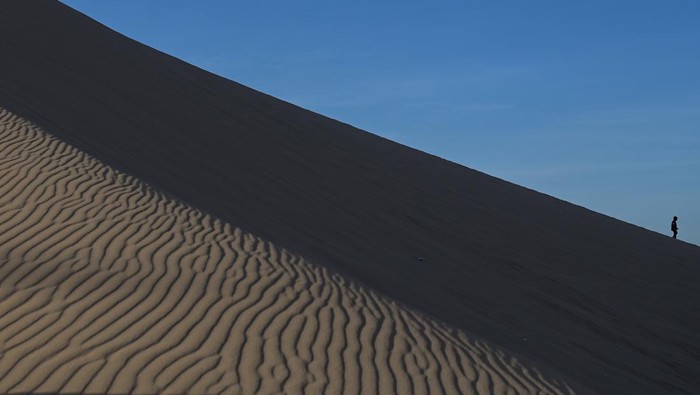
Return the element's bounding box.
[0,108,576,394]
[1,2,699,393]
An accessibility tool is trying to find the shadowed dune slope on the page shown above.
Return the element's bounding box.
[0,1,699,393]
[0,108,576,394]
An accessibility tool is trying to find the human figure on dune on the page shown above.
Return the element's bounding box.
[671,216,678,239]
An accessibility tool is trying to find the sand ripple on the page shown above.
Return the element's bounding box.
[0,108,574,394]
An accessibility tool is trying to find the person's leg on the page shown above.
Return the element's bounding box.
[673,230,677,239]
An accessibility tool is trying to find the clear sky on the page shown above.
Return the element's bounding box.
[61,0,699,246]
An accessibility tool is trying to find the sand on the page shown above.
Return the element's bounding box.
[1,2,699,394]
[0,109,575,393]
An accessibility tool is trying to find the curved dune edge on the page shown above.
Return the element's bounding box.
[0,108,577,394]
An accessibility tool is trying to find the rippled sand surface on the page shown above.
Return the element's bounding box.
[0,109,574,394]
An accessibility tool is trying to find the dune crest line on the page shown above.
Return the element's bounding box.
[0,108,576,394]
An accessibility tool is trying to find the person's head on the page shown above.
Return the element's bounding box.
[674,216,678,220]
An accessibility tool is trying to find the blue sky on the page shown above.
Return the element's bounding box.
[61,0,699,245]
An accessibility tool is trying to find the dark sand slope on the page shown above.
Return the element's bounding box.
[0,1,699,393]
[0,108,573,394]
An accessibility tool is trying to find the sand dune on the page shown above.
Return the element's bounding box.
[0,108,575,394]
[1,2,699,394]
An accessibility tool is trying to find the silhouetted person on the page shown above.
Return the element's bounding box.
[671,216,678,239]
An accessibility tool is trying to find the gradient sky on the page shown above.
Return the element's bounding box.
[61,0,699,245]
